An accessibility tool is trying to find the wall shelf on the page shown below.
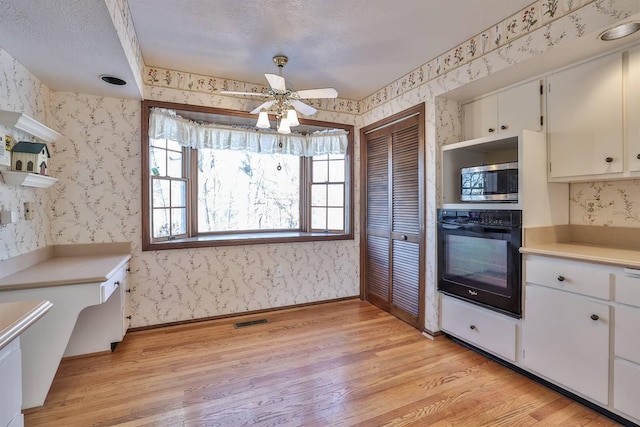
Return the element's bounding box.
[0,171,58,188]
[0,110,62,143]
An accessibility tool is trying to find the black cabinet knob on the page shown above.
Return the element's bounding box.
[115,281,120,286]
[606,157,613,163]
[500,125,507,130]
[488,128,495,133]
[636,154,640,160]
[557,276,565,282]
[469,325,476,330]
[591,314,600,321]
[126,289,131,293]
[126,315,132,320]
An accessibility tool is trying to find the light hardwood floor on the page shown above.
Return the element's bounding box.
[24,300,621,426]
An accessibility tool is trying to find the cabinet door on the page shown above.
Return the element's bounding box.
[627,46,640,172]
[463,94,497,140]
[547,52,623,179]
[522,285,610,404]
[498,79,541,133]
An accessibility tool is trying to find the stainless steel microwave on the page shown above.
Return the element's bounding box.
[460,162,518,202]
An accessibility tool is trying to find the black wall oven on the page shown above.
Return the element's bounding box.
[437,209,522,318]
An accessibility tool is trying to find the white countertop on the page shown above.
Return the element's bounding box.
[0,254,131,291]
[0,300,52,350]
[520,242,640,269]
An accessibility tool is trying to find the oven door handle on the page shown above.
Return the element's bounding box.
[440,224,463,230]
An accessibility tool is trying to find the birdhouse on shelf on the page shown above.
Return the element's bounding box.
[11,141,51,175]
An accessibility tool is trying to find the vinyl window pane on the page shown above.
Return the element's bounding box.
[153,209,171,238]
[311,207,327,230]
[327,208,344,230]
[312,161,328,183]
[171,180,186,207]
[328,160,345,182]
[150,147,167,176]
[152,179,170,208]
[167,151,182,178]
[327,184,344,206]
[311,184,327,206]
[171,208,187,235]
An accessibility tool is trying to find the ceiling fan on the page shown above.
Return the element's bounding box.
[220,55,338,133]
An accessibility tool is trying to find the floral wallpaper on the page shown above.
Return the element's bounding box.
[0,49,53,261]
[144,66,361,115]
[105,0,144,95]
[570,180,640,226]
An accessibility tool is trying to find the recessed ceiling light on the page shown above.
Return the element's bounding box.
[599,22,640,41]
[100,75,127,86]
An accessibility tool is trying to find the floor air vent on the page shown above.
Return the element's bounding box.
[234,318,269,329]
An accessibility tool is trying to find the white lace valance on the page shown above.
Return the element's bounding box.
[149,108,348,157]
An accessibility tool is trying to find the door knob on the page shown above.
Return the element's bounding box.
[401,235,408,241]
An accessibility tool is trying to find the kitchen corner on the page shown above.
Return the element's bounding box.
[521,224,640,267]
[0,242,132,410]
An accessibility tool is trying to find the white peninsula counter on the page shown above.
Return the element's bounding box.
[0,243,131,410]
[0,300,51,427]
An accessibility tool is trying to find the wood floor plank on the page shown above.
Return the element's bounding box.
[23,300,624,426]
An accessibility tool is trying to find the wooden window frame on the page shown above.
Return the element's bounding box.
[141,100,354,251]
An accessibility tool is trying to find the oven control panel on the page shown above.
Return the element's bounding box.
[438,209,521,227]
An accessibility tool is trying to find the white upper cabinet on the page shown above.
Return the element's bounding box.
[463,79,542,140]
[627,45,640,172]
[547,52,624,180]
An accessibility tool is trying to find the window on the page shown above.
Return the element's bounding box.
[141,101,354,250]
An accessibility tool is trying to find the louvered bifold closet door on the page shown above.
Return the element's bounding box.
[390,116,421,325]
[365,129,391,308]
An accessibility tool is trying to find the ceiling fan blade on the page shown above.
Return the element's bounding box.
[249,100,277,115]
[220,90,269,97]
[265,73,286,91]
[291,99,317,116]
[295,88,338,99]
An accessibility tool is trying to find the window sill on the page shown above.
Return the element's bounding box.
[143,231,353,251]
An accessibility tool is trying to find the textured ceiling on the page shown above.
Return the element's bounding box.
[0,1,140,99]
[0,0,535,101]
[128,0,534,100]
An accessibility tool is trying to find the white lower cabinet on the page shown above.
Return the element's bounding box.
[0,339,23,427]
[440,294,518,363]
[522,284,610,404]
[614,359,640,421]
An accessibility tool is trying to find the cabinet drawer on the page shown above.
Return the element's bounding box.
[440,295,517,362]
[615,304,640,364]
[100,279,118,303]
[614,359,640,422]
[525,258,610,300]
[616,269,640,307]
[0,343,22,427]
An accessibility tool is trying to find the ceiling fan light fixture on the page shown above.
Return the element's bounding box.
[256,110,270,128]
[277,119,291,134]
[286,108,300,127]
